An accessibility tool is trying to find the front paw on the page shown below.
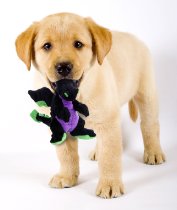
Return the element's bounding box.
[96,178,124,199]
[89,149,98,161]
[49,174,78,188]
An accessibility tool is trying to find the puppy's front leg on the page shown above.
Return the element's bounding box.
[96,118,124,198]
[49,135,79,188]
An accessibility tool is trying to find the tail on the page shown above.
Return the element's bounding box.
[128,99,138,122]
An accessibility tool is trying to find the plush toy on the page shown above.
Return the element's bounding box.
[28,79,96,145]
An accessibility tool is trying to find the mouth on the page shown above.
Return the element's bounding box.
[49,81,57,91]
[49,76,83,92]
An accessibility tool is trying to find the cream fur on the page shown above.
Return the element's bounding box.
[15,12,165,199]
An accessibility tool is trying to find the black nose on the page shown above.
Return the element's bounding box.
[55,62,73,77]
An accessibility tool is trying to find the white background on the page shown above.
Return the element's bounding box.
[0,0,177,209]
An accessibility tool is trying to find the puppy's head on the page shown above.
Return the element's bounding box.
[15,13,112,89]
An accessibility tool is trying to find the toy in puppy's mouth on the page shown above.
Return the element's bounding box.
[55,79,79,101]
[28,76,96,145]
[49,76,83,92]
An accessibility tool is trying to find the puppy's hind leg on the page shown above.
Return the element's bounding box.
[135,68,165,164]
[89,140,99,161]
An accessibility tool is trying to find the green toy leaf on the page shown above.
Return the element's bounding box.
[30,110,40,122]
[30,109,50,122]
[76,135,95,140]
[36,101,48,107]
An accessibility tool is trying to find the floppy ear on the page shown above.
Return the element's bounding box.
[85,18,112,65]
[15,23,38,70]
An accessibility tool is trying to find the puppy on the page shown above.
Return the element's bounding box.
[15,12,165,198]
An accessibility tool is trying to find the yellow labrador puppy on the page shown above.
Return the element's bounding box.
[16,12,165,198]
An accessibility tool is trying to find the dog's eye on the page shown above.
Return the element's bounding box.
[43,43,52,51]
[73,41,84,49]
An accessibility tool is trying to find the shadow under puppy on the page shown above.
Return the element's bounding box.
[28,79,96,144]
